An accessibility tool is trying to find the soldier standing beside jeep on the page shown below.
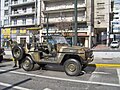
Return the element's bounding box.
[9,39,21,68]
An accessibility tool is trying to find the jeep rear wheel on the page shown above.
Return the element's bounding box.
[12,45,25,60]
[22,56,34,71]
[64,59,82,76]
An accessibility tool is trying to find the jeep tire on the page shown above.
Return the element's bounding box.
[64,59,82,76]
[12,45,25,60]
[22,56,34,71]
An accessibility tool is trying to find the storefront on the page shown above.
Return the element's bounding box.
[63,32,89,47]
[1,27,28,48]
[1,28,11,48]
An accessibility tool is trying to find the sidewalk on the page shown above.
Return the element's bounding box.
[92,44,110,50]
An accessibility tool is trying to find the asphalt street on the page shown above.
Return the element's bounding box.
[0,58,120,90]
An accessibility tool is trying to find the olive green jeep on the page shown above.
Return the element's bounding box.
[10,35,93,76]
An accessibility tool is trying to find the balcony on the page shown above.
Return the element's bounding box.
[43,7,86,14]
[45,3,86,11]
[9,22,35,27]
[44,16,86,24]
[10,11,35,17]
[10,0,35,7]
[45,2,86,13]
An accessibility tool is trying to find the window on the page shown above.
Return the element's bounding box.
[32,6,35,12]
[4,19,9,25]
[112,22,119,24]
[23,0,27,2]
[14,9,18,14]
[14,19,17,25]
[96,15,105,21]
[97,2,105,10]
[114,17,119,19]
[14,0,18,4]
[32,17,34,24]
[22,18,26,24]
[4,10,9,15]
[4,0,9,7]
[22,8,26,13]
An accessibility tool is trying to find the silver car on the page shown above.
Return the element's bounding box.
[110,41,119,48]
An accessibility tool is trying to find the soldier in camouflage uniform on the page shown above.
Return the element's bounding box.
[9,39,21,68]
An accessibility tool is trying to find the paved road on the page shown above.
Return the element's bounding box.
[0,60,120,90]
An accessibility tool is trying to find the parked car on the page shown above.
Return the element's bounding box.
[110,41,119,48]
[0,48,5,63]
[10,34,94,76]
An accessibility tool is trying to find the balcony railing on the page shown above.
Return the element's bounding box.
[10,0,35,6]
[45,3,86,11]
[44,16,86,23]
[10,11,35,17]
[10,22,35,27]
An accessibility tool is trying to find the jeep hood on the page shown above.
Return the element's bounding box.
[60,45,91,52]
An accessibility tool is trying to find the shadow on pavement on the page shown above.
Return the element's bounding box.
[39,64,97,76]
[2,78,32,90]
[42,64,64,72]
[0,68,20,74]
[0,64,12,68]
[84,64,96,74]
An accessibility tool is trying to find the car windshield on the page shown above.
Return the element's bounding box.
[52,36,69,45]
[112,42,118,44]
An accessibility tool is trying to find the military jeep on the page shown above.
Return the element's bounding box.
[11,35,93,76]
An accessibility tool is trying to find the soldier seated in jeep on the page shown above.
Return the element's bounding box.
[10,34,93,76]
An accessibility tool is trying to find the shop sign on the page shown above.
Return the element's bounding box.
[2,28,10,38]
[20,29,26,34]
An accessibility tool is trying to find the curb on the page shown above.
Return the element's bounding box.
[89,64,120,68]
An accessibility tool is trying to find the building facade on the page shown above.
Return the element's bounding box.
[94,0,113,45]
[0,0,1,47]
[41,0,94,48]
[111,0,120,41]
[0,0,41,48]
[0,0,114,48]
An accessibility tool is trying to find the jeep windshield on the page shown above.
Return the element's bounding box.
[52,36,69,45]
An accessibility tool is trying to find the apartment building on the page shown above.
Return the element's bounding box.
[41,0,94,48]
[0,0,1,47]
[94,0,113,45]
[111,0,120,41]
[0,0,41,48]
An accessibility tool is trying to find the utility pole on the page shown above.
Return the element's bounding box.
[46,13,49,42]
[35,0,37,26]
[74,0,78,46]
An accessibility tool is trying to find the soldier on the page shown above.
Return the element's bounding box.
[9,39,21,68]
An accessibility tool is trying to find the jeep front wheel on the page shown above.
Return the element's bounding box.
[64,59,82,76]
[22,56,34,71]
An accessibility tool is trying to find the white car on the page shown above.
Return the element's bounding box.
[110,41,119,48]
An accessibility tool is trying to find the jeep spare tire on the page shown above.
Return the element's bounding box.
[12,45,25,60]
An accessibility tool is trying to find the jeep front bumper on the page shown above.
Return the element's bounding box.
[87,54,94,63]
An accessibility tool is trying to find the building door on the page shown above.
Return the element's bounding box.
[17,36,29,46]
